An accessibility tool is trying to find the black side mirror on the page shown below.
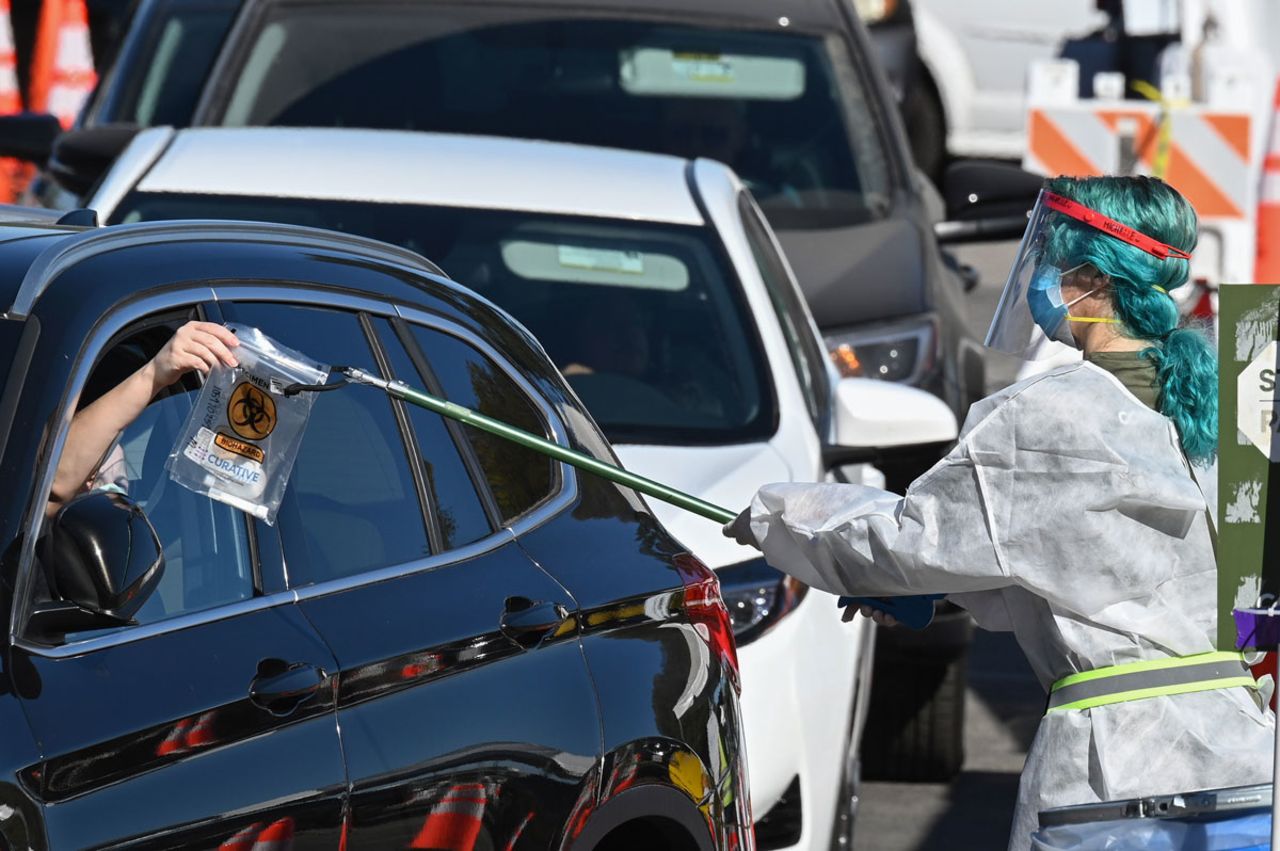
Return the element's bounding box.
[28,491,165,641]
[934,159,1044,244]
[0,112,63,163]
[48,123,141,198]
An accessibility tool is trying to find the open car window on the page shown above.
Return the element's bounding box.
[40,316,257,637]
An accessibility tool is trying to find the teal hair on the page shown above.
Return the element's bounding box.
[1042,175,1217,462]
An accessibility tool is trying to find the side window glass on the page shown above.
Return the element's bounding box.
[407,325,555,522]
[738,193,828,425]
[59,320,255,627]
[373,319,494,550]
[226,304,429,586]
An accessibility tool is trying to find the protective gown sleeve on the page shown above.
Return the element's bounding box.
[746,409,1011,599]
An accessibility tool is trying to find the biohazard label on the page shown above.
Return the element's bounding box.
[228,381,277,440]
[214,432,266,463]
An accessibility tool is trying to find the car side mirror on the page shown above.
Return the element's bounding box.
[933,159,1043,244]
[0,112,63,163]
[28,491,165,641]
[48,123,141,198]
[823,377,958,468]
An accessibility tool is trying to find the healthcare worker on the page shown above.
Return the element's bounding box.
[725,175,1274,848]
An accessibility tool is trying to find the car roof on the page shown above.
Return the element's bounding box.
[258,0,843,32]
[0,225,84,314]
[133,129,707,226]
[0,219,459,322]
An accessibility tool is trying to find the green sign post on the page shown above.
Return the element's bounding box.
[1218,285,1280,651]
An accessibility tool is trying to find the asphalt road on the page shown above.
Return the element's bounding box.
[852,240,1043,851]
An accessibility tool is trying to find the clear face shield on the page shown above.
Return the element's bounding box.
[985,190,1193,359]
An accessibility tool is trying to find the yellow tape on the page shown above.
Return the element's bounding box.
[1130,79,1190,180]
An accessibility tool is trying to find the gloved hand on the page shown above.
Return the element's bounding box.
[722,508,760,550]
[842,603,899,628]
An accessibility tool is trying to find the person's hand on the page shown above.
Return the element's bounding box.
[722,507,760,550]
[149,321,239,391]
[841,603,899,628]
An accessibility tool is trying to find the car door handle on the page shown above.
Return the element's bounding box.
[249,661,327,717]
[500,596,570,649]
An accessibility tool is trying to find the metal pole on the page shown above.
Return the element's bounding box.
[1272,652,1279,847]
[344,368,738,525]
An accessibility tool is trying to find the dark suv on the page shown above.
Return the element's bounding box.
[0,217,751,850]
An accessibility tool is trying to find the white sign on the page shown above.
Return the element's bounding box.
[1238,340,1280,460]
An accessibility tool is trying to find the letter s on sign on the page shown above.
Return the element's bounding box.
[1261,368,1276,394]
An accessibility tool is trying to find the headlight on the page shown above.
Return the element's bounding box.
[851,0,899,23]
[824,316,937,385]
[717,557,808,646]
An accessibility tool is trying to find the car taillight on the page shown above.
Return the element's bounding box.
[717,556,808,646]
[674,553,741,694]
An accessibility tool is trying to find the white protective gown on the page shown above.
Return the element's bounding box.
[744,361,1274,849]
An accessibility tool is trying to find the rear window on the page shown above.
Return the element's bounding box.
[212,7,892,228]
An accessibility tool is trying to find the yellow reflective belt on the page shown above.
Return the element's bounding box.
[1047,652,1257,713]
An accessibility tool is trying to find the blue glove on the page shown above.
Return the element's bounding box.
[837,595,944,630]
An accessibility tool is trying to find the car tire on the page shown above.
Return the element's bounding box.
[861,612,970,783]
[901,67,947,186]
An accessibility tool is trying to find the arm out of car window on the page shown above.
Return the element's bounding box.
[47,322,240,512]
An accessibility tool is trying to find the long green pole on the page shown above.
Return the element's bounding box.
[344,368,738,525]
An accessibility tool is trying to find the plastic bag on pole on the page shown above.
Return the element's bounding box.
[166,324,327,524]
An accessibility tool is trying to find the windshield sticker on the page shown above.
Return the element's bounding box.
[672,52,734,84]
[557,245,645,275]
[620,46,805,100]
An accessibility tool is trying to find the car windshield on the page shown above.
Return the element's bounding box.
[211,7,892,229]
[110,193,775,445]
[90,0,236,127]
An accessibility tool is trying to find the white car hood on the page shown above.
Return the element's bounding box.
[612,442,794,569]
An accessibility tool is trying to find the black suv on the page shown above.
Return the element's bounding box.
[0,217,751,850]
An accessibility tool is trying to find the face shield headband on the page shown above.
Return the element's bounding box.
[985,190,1193,359]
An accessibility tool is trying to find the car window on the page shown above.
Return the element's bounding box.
[213,7,893,227]
[54,318,256,627]
[405,324,554,523]
[738,192,829,427]
[225,303,429,586]
[111,194,776,447]
[111,3,237,126]
[373,318,495,549]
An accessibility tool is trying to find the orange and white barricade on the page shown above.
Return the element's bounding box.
[1254,81,1280,283]
[1022,59,1263,291]
[29,0,95,129]
[0,0,26,202]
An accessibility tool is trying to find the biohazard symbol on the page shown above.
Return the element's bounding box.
[228,382,277,441]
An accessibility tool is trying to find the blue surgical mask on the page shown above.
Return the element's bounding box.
[1027,265,1070,343]
[1027,263,1109,346]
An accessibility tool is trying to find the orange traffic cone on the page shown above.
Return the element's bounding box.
[410,783,488,849]
[185,710,218,748]
[155,716,194,757]
[0,0,27,202]
[1256,78,1280,283]
[251,817,295,851]
[218,823,264,851]
[29,0,95,129]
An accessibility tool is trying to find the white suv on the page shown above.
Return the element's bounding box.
[90,127,958,849]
